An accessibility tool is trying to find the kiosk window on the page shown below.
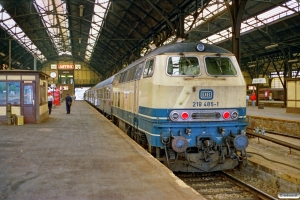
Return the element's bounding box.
[8,82,20,105]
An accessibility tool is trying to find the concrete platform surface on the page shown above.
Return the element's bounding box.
[246,105,300,122]
[0,101,204,200]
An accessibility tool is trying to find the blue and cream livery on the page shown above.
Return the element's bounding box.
[85,41,249,172]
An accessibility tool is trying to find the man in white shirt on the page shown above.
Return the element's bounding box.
[48,92,54,115]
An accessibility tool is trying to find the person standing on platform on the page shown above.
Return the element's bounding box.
[250,92,256,107]
[72,94,76,103]
[65,93,72,114]
[48,92,54,115]
[246,95,249,106]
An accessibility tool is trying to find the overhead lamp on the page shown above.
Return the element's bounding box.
[79,5,84,17]
[265,44,278,49]
[149,43,156,50]
[288,59,298,63]
[177,37,184,43]
[248,64,255,68]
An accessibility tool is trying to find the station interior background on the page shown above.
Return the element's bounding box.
[0,0,299,105]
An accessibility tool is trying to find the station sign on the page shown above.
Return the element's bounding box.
[75,64,81,69]
[58,64,74,70]
[51,64,57,69]
[252,78,266,84]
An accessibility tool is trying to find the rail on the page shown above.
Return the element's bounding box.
[176,172,277,200]
[246,130,300,152]
[223,172,277,200]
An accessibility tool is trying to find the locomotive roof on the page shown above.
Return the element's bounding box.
[149,41,231,56]
[117,41,232,74]
[87,42,233,91]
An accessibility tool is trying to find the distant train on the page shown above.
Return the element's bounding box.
[84,41,249,172]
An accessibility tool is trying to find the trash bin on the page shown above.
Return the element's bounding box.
[16,115,24,125]
[258,102,264,109]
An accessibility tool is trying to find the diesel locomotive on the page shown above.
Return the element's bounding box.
[85,41,249,172]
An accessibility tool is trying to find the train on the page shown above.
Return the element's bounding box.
[84,41,249,172]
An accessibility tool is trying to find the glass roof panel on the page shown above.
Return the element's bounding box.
[34,0,71,56]
[200,0,299,44]
[84,0,110,62]
[0,4,46,62]
[185,0,228,31]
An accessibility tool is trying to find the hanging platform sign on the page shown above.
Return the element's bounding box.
[252,78,266,84]
[51,64,57,69]
[58,64,74,70]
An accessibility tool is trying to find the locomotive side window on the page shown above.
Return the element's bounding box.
[134,62,143,80]
[143,59,155,77]
[205,57,237,76]
[167,57,200,76]
[119,71,128,83]
[113,74,121,85]
[127,66,137,81]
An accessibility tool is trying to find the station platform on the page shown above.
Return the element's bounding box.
[0,101,204,200]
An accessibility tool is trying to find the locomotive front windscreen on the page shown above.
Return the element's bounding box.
[167,57,200,76]
[205,57,237,76]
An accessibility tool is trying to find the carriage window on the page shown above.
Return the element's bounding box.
[167,57,200,76]
[205,57,237,76]
[143,59,155,77]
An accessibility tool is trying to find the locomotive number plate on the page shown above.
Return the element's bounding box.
[193,101,219,107]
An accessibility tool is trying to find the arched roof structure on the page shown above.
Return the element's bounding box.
[0,0,299,80]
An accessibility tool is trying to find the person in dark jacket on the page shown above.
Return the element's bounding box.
[65,93,72,114]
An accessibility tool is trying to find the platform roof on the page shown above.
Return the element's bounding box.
[0,0,299,80]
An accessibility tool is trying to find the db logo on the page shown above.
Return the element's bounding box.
[199,89,214,100]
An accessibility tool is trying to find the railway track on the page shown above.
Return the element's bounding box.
[247,127,300,140]
[175,172,277,200]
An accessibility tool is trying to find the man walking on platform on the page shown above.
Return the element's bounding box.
[48,92,54,115]
[65,93,72,114]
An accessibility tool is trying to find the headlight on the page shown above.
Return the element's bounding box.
[170,111,179,121]
[231,111,239,119]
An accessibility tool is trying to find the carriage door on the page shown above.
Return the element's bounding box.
[22,83,36,123]
[133,80,139,114]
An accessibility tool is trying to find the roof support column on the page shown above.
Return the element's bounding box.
[177,9,185,39]
[34,55,37,71]
[9,39,11,70]
[225,0,248,65]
